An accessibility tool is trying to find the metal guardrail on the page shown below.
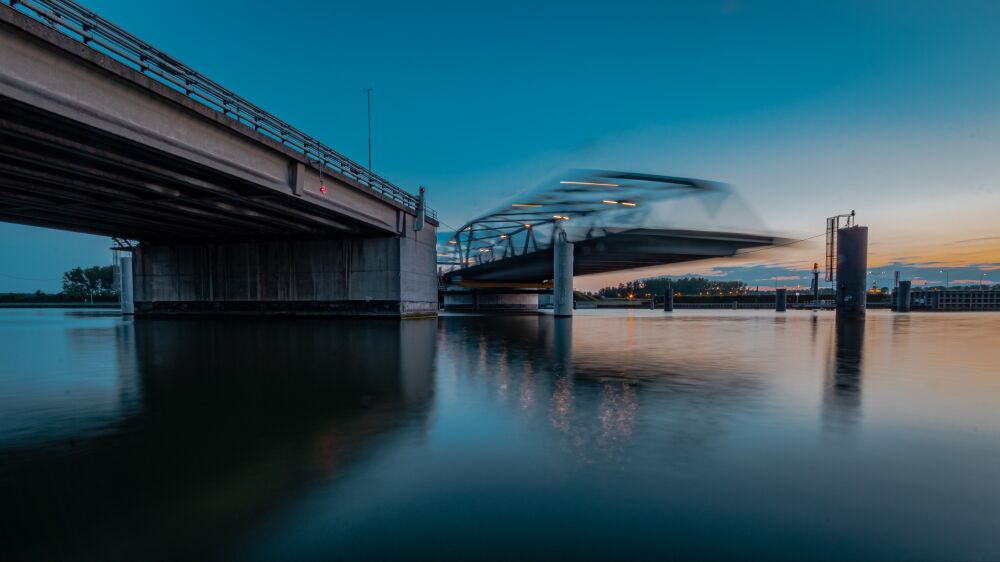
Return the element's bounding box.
[2,0,436,221]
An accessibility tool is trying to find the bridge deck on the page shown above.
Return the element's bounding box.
[0,2,434,242]
[446,228,776,283]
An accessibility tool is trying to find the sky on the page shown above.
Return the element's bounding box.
[2,0,999,292]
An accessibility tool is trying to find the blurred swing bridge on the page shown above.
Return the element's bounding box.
[438,170,785,310]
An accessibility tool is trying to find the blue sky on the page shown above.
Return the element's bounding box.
[2,0,999,291]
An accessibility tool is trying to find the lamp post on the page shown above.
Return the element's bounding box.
[364,87,373,171]
[940,269,949,289]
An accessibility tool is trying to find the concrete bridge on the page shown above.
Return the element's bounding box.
[0,0,437,316]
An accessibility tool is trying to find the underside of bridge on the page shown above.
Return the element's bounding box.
[0,98,386,241]
[445,228,777,284]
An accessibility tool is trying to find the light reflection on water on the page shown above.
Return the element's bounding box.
[1,309,999,560]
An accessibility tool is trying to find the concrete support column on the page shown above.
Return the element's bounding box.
[664,285,674,312]
[775,288,787,312]
[553,229,574,317]
[836,226,868,318]
[120,255,134,315]
[896,280,912,313]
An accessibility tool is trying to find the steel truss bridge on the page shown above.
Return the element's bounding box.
[440,170,782,285]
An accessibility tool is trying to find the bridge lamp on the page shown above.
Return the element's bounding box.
[500,234,508,239]
[560,181,619,187]
[448,239,458,244]
[621,201,637,207]
[319,182,327,194]
[602,200,619,204]
[524,224,532,229]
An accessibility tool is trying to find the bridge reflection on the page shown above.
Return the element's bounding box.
[0,317,436,560]
[823,317,865,436]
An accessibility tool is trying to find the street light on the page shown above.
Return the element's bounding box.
[940,269,949,289]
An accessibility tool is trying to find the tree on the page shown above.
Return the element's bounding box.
[62,265,117,299]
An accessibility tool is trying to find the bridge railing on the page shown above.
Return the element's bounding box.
[2,0,436,221]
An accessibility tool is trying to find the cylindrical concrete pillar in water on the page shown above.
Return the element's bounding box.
[120,255,134,315]
[836,226,868,318]
[775,288,788,312]
[664,285,674,312]
[553,229,574,317]
[896,280,912,313]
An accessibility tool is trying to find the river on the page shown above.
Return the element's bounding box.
[1,309,998,560]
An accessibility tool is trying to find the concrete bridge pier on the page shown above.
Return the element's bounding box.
[131,228,437,317]
[895,280,912,312]
[836,226,869,319]
[553,228,574,317]
[120,255,134,315]
[775,288,788,312]
[664,285,674,312]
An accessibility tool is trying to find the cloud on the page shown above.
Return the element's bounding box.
[951,236,1000,245]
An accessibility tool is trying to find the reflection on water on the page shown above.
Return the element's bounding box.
[823,317,865,435]
[2,309,1000,560]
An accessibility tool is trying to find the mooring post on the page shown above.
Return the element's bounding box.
[120,255,134,315]
[836,226,869,318]
[664,284,674,312]
[553,227,574,317]
[775,288,787,312]
[895,280,912,313]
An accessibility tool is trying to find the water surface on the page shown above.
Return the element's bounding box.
[1,309,998,560]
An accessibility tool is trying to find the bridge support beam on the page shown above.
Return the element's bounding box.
[442,291,539,311]
[836,226,868,319]
[775,288,787,312]
[895,280,912,313]
[131,230,437,317]
[120,255,134,315]
[553,230,574,317]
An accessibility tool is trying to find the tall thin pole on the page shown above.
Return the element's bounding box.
[364,87,372,171]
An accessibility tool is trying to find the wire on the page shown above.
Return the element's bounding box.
[736,232,827,256]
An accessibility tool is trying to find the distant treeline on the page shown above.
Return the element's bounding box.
[590,277,753,298]
[0,291,119,303]
[588,275,997,299]
[0,265,119,303]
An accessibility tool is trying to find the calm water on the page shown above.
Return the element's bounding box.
[1,308,999,560]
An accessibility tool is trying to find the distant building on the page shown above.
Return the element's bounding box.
[909,289,1000,311]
